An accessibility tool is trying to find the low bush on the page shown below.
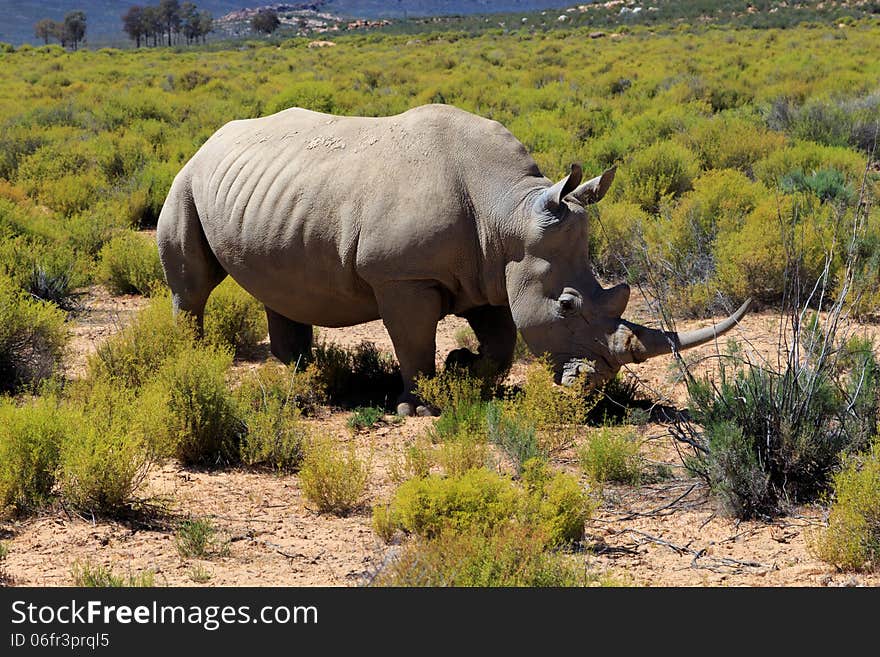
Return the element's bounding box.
[684,335,879,518]
[578,427,643,485]
[617,141,700,213]
[57,379,157,513]
[370,525,593,587]
[237,361,326,417]
[0,396,68,516]
[0,274,68,393]
[96,231,165,295]
[453,326,478,352]
[313,341,400,408]
[590,201,649,280]
[810,444,880,571]
[781,168,855,205]
[508,360,597,454]
[144,345,242,466]
[485,402,541,473]
[347,406,385,432]
[87,293,196,389]
[298,434,370,515]
[388,438,434,484]
[384,465,590,547]
[175,517,223,559]
[678,116,785,174]
[386,469,520,539]
[416,368,487,441]
[204,278,267,355]
[437,429,490,476]
[0,541,9,584]
[70,561,155,587]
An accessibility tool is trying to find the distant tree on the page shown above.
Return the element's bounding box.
[180,2,199,45]
[63,11,87,50]
[34,19,57,45]
[251,9,280,35]
[159,0,181,46]
[143,6,164,47]
[197,10,213,44]
[122,6,146,47]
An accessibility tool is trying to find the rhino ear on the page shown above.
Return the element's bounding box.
[540,163,583,209]
[569,166,616,205]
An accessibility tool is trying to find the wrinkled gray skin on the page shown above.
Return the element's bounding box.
[157,104,750,416]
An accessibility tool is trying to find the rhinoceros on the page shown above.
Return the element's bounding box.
[157,104,749,415]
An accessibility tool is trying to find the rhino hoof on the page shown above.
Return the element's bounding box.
[396,402,416,417]
[416,404,439,417]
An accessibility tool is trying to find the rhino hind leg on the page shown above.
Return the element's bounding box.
[265,306,313,367]
[156,176,226,332]
[446,305,517,380]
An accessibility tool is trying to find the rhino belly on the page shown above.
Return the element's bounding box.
[213,251,381,328]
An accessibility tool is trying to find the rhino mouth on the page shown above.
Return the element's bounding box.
[559,354,617,387]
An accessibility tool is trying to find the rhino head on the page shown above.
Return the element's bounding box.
[506,164,750,389]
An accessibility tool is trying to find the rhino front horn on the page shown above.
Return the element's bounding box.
[615,298,752,364]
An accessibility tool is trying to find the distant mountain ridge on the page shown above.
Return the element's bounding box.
[0,1,579,46]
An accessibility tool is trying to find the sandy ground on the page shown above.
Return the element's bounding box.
[2,285,877,587]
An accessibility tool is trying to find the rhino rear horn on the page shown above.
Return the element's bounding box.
[570,166,616,205]
[542,163,583,208]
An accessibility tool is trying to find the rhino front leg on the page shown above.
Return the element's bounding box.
[375,282,443,417]
[265,306,313,367]
[447,304,517,379]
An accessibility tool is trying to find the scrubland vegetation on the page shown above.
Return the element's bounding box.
[1,16,879,585]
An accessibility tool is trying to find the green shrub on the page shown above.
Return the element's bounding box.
[437,429,490,476]
[347,406,385,432]
[416,368,487,441]
[237,361,326,417]
[0,541,9,584]
[239,397,306,472]
[175,517,220,559]
[0,274,68,393]
[371,525,593,587]
[0,396,68,516]
[485,402,541,473]
[507,360,597,454]
[521,459,592,547]
[579,426,643,485]
[591,201,649,280]
[372,503,397,543]
[204,279,267,354]
[678,116,785,173]
[71,561,155,587]
[87,293,196,389]
[618,141,700,213]
[781,168,855,204]
[313,341,400,407]
[388,438,434,483]
[811,444,880,571]
[96,231,165,295]
[387,469,520,539]
[385,465,590,547]
[145,345,242,466]
[57,379,157,513]
[299,435,371,515]
[686,340,877,518]
[753,142,865,189]
[649,169,766,313]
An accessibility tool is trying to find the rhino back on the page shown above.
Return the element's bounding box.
[185,105,536,326]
